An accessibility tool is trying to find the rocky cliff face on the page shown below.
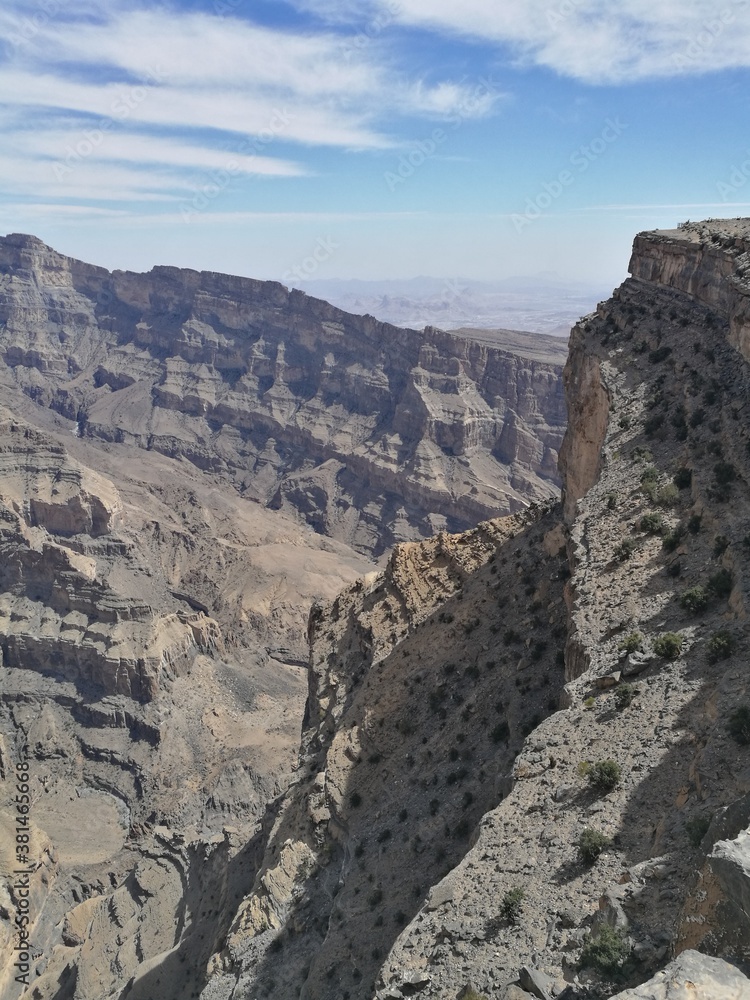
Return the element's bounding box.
[0,234,566,558]
[198,219,750,1000]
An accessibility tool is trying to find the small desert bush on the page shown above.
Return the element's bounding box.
[615,684,636,710]
[662,524,686,552]
[656,484,679,507]
[640,513,664,535]
[614,538,636,562]
[706,631,734,664]
[617,632,642,654]
[708,568,733,599]
[500,887,525,925]
[653,632,683,659]
[579,926,630,977]
[680,586,709,614]
[578,828,611,864]
[587,759,622,792]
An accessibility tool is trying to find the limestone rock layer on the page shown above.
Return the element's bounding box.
[0,233,567,558]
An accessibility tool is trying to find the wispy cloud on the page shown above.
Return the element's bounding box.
[0,2,503,212]
[293,0,750,83]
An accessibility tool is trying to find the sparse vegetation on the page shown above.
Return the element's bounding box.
[578,828,611,864]
[614,684,636,710]
[587,759,622,793]
[708,568,732,599]
[614,538,636,562]
[680,586,709,614]
[617,632,643,654]
[500,887,525,925]
[579,926,630,977]
[653,632,683,660]
[639,512,664,535]
[656,484,679,507]
[706,631,734,664]
[662,523,686,552]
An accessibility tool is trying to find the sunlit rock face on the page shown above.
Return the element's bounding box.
[0,233,567,558]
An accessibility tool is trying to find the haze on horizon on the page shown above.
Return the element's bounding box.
[1,0,749,296]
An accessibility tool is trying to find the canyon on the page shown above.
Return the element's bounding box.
[2,221,750,1000]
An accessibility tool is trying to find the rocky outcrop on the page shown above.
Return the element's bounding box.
[629,220,750,363]
[195,219,750,1000]
[606,950,750,999]
[0,234,567,557]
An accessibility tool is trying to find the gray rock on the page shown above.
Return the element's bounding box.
[710,828,750,922]
[604,949,750,998]
[519,965,555,1000]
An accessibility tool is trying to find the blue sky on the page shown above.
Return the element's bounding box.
[1,0,750,289]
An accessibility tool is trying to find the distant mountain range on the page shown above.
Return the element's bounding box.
[291,274,614,336]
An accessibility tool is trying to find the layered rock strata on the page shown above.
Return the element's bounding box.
[0,234,567,557]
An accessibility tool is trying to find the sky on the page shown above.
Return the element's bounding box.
[1,0,750,290]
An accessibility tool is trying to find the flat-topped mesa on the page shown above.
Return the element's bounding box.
[0,234,566,557]
[629,218,750,361]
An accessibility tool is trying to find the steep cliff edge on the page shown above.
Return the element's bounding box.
[201,220,750,1000]
[0,234,566,558]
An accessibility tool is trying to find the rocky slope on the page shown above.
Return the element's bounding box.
[0,234,567,558]
[0,380,373,1000]
[197,219,750,1000]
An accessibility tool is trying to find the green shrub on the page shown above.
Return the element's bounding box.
[689,408,705,427]
[617,632,643,654]
[614,538,636,562]
[459,990,489,1000]
[680,586,709,614]
[588,759,622,792]
[640,513,664,535]
[686,814,711,848]
[615,684,636,710]
[673,467,692,489]
[640,466,659,484]
[349,791,362,808]
[688,514,703,534]
[729,706,750,745]
[578,828,611,864]
[706,631,734,664]
[653,632,683,659]
[662,522,686,552]
[579,925,630,977]
[657,484,679,507]
[500,887,525,925]
[708,568,733,599]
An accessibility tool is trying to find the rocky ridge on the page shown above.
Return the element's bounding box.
[0,234,567,558]
[198,220,750,1000]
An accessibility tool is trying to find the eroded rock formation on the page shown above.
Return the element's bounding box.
[0,234,567,558]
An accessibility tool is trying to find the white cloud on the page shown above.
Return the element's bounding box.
[294,0,750,83]
[0,2,501,214]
